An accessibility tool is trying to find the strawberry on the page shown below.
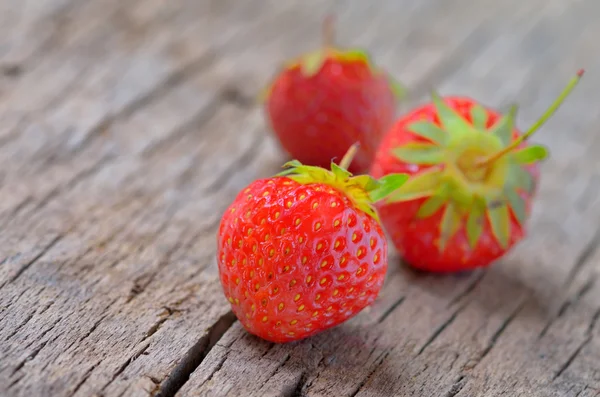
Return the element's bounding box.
[262,16,405,174]
[216,144,408,342]
[370,70,584,273]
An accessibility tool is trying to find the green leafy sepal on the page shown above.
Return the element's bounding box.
[385,90,549,252]
[259,47,407,103]
[276,144,409,223]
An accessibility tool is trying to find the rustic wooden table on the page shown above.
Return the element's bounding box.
[1,0,599,396]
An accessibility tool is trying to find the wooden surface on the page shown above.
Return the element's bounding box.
[1,0,599,396]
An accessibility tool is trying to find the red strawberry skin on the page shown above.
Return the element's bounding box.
[370,97,540,272]
[217,177,387,342]
[265,58,397,174]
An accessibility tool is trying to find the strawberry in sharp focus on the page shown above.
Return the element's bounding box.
[262,16,406,175]
[217,144,408,342]
[370,70,584,273]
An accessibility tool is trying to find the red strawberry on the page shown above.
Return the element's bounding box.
[217,144,407,342]
[370,70,584,273]
[262,16,405,174]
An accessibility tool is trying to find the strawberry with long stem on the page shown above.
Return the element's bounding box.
[262,16,406,174]
[370,70,584,272]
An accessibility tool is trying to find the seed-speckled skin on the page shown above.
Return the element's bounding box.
[217,177,387,342]
[370,97,540,272]
[265,58,397,174]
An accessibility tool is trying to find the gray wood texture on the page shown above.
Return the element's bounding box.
[0,0,599,396]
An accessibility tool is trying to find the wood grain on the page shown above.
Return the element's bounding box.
[0,0,599,396]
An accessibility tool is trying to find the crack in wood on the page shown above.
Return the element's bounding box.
[12,0,84,69]
[144,309,175,339]
[1,154,115,234]
[33,154,115,212]
[553,337,591,382]
[0,196,33,230]
[56,205,160,298]
[140,98,221,159]
[204,132,270,195]
[4,298,55,342]
[447,270,486,308]
[589,308,600,335]
[539,277,597,339]
[444,375,466,397]
[220,86,254,108]
[263,353,293,386]
[68,359,102,397]
[9,316,64,378]
[376,296,405,324]
[566,226,600,286]
[154,311,237,397]
[348,351,390,397]
[197,352,229,391]
[418,302,470,355]
[284,344,324,394]
[6,372,25,390]
[478,300,526,363]
[578,386,600,397]
[448,352,461,372]
[367,334,384,359]
[100,343,152,392]
[1,64,23,78]
[0,286,30,324]
[281,371,307,397]
[4,312,36,342]
[260,343,277,358]
[0,51,93,154]
[0,127,21,150]
[121,221,192,305]
[55,197,155,277]
[178,215,223,254]
[577,277,597,301]
[55,297,123,362]
[4,233,66,287]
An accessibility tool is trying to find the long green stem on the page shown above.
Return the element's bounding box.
[476,69,584,167]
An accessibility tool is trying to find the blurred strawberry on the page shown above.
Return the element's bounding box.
[262,16,406,174]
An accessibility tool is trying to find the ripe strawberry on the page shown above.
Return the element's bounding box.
[217,144,407,342]
[370,70,584,272]
[262,16,405,174]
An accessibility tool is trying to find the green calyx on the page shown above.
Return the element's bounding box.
[386,70,584,251]
[276,143,409,223]
[296,48,406,100]
[258,15,407,103]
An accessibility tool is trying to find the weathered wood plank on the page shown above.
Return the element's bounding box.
[1,0,599,396]
[0,102,265,396]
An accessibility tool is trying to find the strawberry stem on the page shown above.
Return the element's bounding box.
[476,69,585,167]
[322,14,335,49]
[339,142,360,170]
